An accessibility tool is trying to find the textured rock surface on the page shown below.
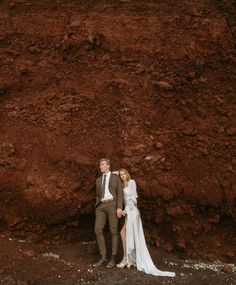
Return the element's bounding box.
[0,0,235,261]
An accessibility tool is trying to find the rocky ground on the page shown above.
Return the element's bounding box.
[0,0,236,283]
[0,235,235,285]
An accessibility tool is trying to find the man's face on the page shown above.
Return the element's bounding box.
[100,160,110,173]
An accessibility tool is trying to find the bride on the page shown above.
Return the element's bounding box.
[113,169,175,277]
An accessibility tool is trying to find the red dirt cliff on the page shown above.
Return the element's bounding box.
[0,0,235,262]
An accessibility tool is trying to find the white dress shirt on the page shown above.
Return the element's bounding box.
[101,171,113,200]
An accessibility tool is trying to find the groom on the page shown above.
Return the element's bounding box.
[93,158,123,268]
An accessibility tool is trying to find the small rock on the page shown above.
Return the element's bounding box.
[101,54,110,61]
[226,165,233,173]
[26,233,38,243]
[0,143,16,156]
[135,64,145,74]
[226,127,236,136]
[204,253,217,262]
[162,243,173,253]
[222,265,232,273]
[216,95,224,104]
[23,249,37,258]
[145,155,153,160]
[11,217,23,226]
[198,76,207,83]
[208,214,220,223]
[155,142,163,149]
[144,121,151,127]
[177,238,186,249]
[156,81,173,90]
[182,125,198,136]
[87,33,105,48]
[69,21,80,28]
[144,154,162,163]
[60,104,74,112]
[166,206,182,216]
[71,221,79,226]
[26,174,36,186]
[28,46,41,54]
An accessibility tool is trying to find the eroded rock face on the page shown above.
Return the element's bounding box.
[0,0,235,261]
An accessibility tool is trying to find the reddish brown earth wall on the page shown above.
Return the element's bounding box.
[0,0,235,261]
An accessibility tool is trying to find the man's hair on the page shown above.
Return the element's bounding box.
[99,158,111,166]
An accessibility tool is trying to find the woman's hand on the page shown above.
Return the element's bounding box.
[112,170,120,176]
[122,210,127,216]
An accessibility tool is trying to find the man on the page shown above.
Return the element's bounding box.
[93,158,123,268]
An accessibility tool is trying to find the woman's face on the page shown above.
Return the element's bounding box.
[120,171,127,181]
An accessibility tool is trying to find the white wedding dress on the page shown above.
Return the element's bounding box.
[124,179,175,277]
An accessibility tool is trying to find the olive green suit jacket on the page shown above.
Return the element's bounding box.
[95,173,124,209]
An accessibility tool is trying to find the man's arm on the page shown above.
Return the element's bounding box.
[95,179,100,206]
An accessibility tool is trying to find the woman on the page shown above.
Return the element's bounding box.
[113,169,175,277]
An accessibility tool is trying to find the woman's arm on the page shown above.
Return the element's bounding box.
[129,179,138,204]
[125,179,138,211]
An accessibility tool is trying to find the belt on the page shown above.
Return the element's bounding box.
[101,198,114,203]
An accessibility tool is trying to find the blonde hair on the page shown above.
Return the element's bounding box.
[99,158,111,168]
[119,168,131,182]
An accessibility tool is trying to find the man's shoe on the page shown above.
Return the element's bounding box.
[106,256,116,268]
[93,256,107,267]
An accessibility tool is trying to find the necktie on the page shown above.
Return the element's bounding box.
[101,174,106,198]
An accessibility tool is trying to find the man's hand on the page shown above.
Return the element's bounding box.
[117,208,122,218]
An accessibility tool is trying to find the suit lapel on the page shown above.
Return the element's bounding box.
[108,173,112,188]
[109,173,114,196]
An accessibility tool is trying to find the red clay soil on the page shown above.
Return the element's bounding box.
[0,0,236,270]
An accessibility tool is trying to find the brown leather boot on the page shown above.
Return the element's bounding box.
[92,255,107,267]
[106,255,116,268]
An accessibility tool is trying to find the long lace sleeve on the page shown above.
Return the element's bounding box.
[125,179,138,211]
[129,179,138,203]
